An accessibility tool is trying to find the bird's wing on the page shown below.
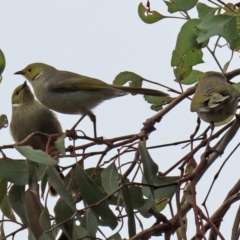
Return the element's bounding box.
[49,71,110,92]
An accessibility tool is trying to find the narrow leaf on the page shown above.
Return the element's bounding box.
[0,194,16,221]
[55,133,66,155]
[74,165,118,229]
[0,158,46,185]
[138,141,158,184]
[54,198,74,240]
[82,210,98,237]
[101,162,119,195]
[72,224,88,239]
[48,166,76,211]
[9,185,28,225]
[15,146,58,166]
[0,179,7,205]
[107,232,122,240]
[0,115,8,129]
[39,208,55,240]
[122,186,136,237]
[0,49,6,79]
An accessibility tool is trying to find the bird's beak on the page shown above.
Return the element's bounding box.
[14,70,25,75]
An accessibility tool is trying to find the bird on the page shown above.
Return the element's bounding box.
[10,81,63,195]
[191,71,240,126]
[14,62,169,138]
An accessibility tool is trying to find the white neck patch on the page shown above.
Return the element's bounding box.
[33,71,43,81]
[12,103,22,107]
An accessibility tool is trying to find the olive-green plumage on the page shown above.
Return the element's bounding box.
[10,81,63,195]
[14,62,169,137]
[191,71,240,125]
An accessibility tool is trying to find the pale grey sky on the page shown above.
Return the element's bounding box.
[0,0,240,239]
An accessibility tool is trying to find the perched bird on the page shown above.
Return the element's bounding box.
[191,71,240,126]
[14,62,169,138]
[10,81,63,195]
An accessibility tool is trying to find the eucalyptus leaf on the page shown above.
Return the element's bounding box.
[113,71,143,87]
[74,165,118,230]
[15,146,58,166]
[0,115,8,129]
[48,166,76,211]
[138,141,158,185]
[9,185,28,225]
[0,194,16,221]
[175,69,203,85]
[54,198,74,239]
[82,210,98,237]
[0,158,46,185]
[55,133,66,155]
[138,2,165,24]
[0,49,6,80]
[101,162,119,195]
[196,2,217,19]
[121,186,136,237]
[196,15,236,44]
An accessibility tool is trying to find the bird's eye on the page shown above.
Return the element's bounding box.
[28,68,32,72]
[15,90,19,96]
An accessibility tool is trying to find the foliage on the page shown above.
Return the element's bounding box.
[1,0,240,239]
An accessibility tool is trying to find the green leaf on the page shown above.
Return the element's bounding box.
[40,208,54,240]
[153,176,179,199]
[82,210,98,237]
[55,133,66,155]
[9,185,28,225]
[28,229,37,240]
[0,223,5,238]
[138,141,158,185]
[0,158,46,185]
[138,3,165,24]
[74,165,118,230]
[107,232,122,240]
[175,69,203,85]
[0,115,8,129]
[40,170,48,197]
[138,194,155,217]
[177,215,187,239]
[48,166,76,211]
[0,49,6,80]
[164,0,198,13]
[0,194,15,221]
[174,64,192,82]
[15,146,58,166]
[0,179,7,205]
[128,185,145,209]
[121,186,136,237]
[195,15,236,44]
[141,175,179,199]
[72,224,88,239]
[113,71,143,87]
[171,19,202,67]
[155,198,168,212]
[54,199,74,240]
[101,162,119,195]
[144,96,172,111]
[229,7,240,50]
[196,3,217,19]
